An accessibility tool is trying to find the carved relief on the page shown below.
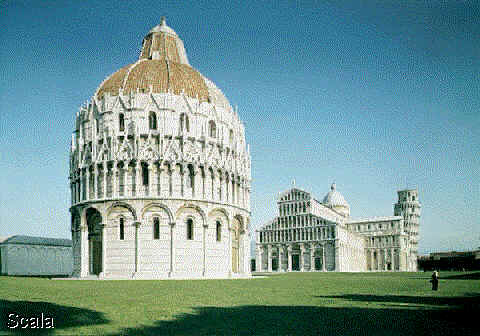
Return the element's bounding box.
[116,140,133,161]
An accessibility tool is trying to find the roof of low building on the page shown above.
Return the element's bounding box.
[347,216,403,224]
[0,235,72,247]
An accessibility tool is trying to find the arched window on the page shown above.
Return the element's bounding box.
[153,217,160,240]
[142,164,149,186]
[208,120,216,138]
[186,218,194,240]
[96,119,99,134]
[180,113,190,132]
[229,129,234,143]
[149,112,157,130]
[119,113,125,132]
[188,164,195,193]
[216,221,221,242]
[119,218,125,240]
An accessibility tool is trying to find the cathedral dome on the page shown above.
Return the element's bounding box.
[95,17,231,109]
[323,183,350,217]
[323,183,348,206]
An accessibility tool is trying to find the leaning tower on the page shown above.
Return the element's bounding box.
[394,189,421,271]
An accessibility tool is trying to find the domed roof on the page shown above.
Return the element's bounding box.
[322,183,349,208]
[95,18,231,108]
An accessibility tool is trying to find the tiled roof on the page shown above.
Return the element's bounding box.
[0,235,72,247]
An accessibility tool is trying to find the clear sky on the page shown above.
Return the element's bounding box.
[1,0,478,254]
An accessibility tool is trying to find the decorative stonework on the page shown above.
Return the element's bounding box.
[256,185,420,272]
[70,19,251,279]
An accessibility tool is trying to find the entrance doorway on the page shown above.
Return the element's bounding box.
[272,258,278,271]
[315,257,322,271]
[292,254,300,271]
[86,208,102,275]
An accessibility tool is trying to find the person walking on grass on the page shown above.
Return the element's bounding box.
[430,270,439,291]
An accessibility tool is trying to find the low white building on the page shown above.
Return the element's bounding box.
[0,236,72,276]
[255,184,420,272]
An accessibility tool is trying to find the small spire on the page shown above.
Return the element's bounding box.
[331,182,336,191]
[292,179,296,187]
[160,16,166,26]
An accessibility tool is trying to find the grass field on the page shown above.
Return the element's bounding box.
[1,272,479,335]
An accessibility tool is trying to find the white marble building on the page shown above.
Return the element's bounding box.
[255,184,420,272]
[69,18,251,279]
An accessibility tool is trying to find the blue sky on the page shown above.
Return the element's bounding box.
[1,1,478,254]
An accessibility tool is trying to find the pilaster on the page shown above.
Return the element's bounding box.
[310,243,315,271]
[267,244,272,272]
[287,244,292,272]
[168,222,176,277]
[300,243,305,272]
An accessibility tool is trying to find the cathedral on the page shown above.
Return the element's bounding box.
[69,18,252,279]
[255,184,420,272]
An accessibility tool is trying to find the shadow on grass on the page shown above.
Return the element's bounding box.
[109,303,479,336]
[314,293,480,308]
[0,300,109,335]
[442,272,480,280]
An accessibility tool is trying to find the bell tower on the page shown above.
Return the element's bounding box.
[394,189,421,271]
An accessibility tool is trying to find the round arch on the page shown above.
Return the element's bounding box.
[106,201,137,221]
[141,202,174,223]
[175,203,206,227]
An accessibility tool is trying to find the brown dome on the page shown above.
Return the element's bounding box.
[96,60,210,101]
[95,18,210,102]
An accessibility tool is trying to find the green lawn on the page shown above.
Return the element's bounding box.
[1,272,479,335]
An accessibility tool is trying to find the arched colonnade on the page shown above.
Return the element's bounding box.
[71,201,249,278]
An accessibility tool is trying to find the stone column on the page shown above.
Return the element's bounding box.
[181,164,187,198]
[93,165,98,199]
[100,223,107,278]
[133,221,141,277]
[376,249,381,271]
[225,176,229,203]
[128,165,134,197]
[321,243,326,271]
[80,168,86,201]
[228,225,233,277]
[391,249,395,271]
[300,243,305,271]
[267,244,272,272]
[135,162,142,197]
[157,166,163,197]
[80,224,89,277]
[112,165,118,198]
[310,243,315,271]
[256,245,263,272]
[384,248,388,271]
[103,164,107,199]
[161,164,170,197]
[169,222,176,277]
[334,240,340,272]
[218,171,224,201]
[278,245,283,272]
[287,245,292,271]
[202,222,208,276]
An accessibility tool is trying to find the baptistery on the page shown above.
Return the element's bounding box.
[69,18,251,278]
